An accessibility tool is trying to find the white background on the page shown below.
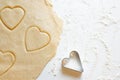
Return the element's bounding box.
[37,0,120,80]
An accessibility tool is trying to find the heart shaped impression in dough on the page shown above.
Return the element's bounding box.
[0,51,16,76]
[62,51,83,77]
[25,26,51,52]
[0,6,25,30]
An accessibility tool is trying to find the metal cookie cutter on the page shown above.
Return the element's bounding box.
[62,51,83,77]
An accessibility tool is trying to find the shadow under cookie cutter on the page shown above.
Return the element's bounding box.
[62,51,83,77]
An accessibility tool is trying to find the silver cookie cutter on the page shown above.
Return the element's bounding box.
[62,51,83,77]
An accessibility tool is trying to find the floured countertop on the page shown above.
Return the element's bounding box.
[38,0,120,80]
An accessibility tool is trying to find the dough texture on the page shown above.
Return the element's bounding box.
[0,0,62,80]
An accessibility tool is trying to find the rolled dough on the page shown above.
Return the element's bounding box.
[0,0,62,80]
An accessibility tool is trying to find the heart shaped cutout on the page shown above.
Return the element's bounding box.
[0,6,25,30]
[0,51,16,76]
[62,51,83,77]
[25,26,51,52]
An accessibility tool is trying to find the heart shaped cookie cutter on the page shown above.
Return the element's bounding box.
[62,51,83,77]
